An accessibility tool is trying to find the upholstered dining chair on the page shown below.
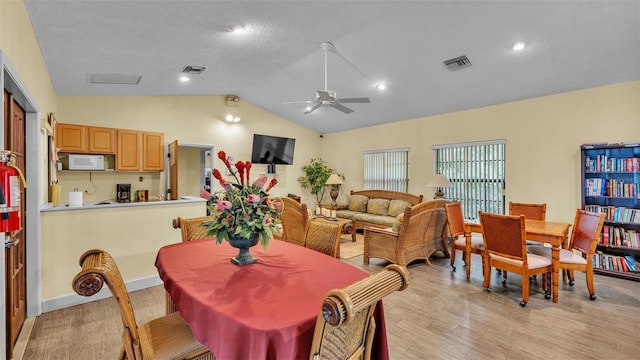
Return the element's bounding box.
[445,202,484,280]
[309,264,410,360]
[364,204,448,266]
[72,249,213,360]
[304,218,344,257]
[509,201,546,245]
[479,212,552,307]
[278,197,309,246]
[528,209,605,300]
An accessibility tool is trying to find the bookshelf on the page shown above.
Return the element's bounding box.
[581,143,640,281]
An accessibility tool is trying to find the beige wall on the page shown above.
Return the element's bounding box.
[321,81,640,223]
[57,96,322,203]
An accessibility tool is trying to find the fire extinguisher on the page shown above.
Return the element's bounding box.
[0,150,27,235]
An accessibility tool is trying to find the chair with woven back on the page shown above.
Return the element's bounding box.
[445,202,484,280]
[278,197,309,246]
[479,212,552,307]
[304,218,345,257]
[364,202,448,266]
[72,249,213,360]
[309,264,410,360]
[172,216,213,242]
[528,209,605,300]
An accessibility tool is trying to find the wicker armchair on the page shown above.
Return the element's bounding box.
[278,197,309,246]
[172,216,213,242]
[304,218,345,257]
[72,249,213,360]
[363,203,448,266]
[309,264,410,360]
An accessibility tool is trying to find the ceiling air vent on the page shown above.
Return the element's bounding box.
[89,73,142,85]
[444,55,472,71]
[182,65,207,74]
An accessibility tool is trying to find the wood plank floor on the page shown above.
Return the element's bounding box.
[21,252,640,359]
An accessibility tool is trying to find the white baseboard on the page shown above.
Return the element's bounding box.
[41,275,163,313]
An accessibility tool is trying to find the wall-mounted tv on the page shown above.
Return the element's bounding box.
[251,134,296,173]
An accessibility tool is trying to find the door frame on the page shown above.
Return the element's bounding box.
[164,142,215,199]
[1,50,43,356]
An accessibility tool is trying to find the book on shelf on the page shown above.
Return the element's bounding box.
[623,255,639,272]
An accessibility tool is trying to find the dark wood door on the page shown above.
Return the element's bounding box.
[4,91,26,359]
[168,140,179,200]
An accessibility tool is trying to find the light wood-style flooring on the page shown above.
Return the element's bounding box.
[21,252,640,359]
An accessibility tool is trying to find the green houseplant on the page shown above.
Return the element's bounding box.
[297,158,344,205]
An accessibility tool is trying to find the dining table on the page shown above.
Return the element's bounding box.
[464,218,571,303]
[155,238,389,360]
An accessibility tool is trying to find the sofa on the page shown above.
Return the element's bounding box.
[336,190,424,242]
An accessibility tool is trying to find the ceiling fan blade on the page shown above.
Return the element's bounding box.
[303,103,322,114]
[282,100,316,105]
[338,97,370,104]
[331,103,354,114]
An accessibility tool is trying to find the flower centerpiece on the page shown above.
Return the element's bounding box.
[202,151,281,265]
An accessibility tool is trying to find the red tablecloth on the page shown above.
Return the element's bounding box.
[155,239,389,360]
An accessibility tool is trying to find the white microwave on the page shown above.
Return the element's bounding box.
[68,154,105,170]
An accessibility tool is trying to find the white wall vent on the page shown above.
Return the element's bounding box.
[444,55,472,71]
[182,65,207,74]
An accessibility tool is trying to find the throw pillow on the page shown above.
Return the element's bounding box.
[367,198,390,216]
[387,199,412,217]
[348,195,369,213]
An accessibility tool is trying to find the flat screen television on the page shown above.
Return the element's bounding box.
[251,134,296,173]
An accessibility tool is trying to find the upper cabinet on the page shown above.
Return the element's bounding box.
[56,123,115,154]
[116,130,164,171]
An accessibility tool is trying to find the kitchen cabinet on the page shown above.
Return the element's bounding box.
[56,123,115,154]
[116,130,164,171]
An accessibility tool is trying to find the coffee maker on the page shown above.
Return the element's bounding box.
[116,184,131,203]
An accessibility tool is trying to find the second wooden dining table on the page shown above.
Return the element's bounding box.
[465,219,571,303]
[155,238,389,360]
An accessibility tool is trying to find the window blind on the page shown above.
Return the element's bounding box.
[363,148,409,192]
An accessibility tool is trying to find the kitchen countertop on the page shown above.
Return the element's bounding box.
[40,196,206,212]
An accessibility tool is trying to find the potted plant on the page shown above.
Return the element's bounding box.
[297,158,344,206]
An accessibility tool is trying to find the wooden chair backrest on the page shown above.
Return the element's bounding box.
[72,249,141,359]
[509,202,547,221]
[279,197,309,246]
[304,219,343,257]
[309,264,410,360]
[397,203,447,250]
[172,216,213,242]
[444,202,465,239]
[479,212,527,261]
[569,209,605,257]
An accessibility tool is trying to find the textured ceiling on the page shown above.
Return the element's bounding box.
[24,1,640,134]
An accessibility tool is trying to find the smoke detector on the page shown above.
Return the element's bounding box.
[182,65,207,74]
[444,55,472,71]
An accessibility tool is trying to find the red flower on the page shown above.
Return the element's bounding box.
[245,162,252,184]
[211,169,226,185]
[218,151,232,172]
[235,161,246,186]
[265,178,278,192]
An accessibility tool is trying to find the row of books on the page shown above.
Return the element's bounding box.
[584,178,640,198]
[585,155,640,173]
[599,225,640,248]
[593,252,640,272]
[584,205,640,224]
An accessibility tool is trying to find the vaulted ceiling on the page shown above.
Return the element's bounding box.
[24,1,640,134]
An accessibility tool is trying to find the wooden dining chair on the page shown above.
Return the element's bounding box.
[479,212,552,307]
[172,216,213,242]
[509,201,546,245]
[72,249,213,360]
[278,197,309,246]
[528,209,605,300]
[304,218,344,257]
[445,202,484,280]
[309,264,410,360]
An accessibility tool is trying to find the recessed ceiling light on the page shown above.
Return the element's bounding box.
[228,24,245,33]
[305,106,312,112]
[179,76,190,82]
[512,41,526,51]
[376,83,387,90]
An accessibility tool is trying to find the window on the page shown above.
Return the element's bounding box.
[363,148,409,192]
[433,140,505,220]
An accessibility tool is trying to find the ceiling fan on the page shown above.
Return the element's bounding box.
[282,42,370,115]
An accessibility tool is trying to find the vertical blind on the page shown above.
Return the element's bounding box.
[433,140,505,220]
[363,148,409,192]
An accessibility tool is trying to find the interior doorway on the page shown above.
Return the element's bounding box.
[166,142,215,200]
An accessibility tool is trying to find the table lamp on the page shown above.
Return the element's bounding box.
[426,174,452,199]
[325,173,343,208]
